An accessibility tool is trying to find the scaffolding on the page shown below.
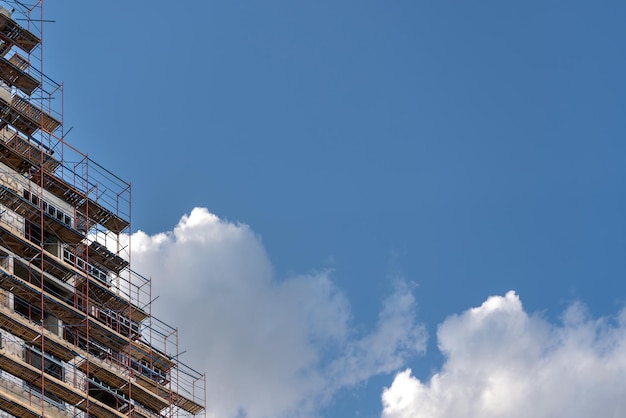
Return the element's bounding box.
[0,2,206,417]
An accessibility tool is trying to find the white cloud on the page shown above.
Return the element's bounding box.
[381,291,626,418]
[129,207,426,418]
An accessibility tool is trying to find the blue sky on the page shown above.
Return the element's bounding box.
[32,1,626,417]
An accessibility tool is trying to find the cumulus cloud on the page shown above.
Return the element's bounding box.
[381,291,626,418]
[127,208,426,418]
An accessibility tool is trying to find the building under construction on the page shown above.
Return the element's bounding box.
[0,2,206,418]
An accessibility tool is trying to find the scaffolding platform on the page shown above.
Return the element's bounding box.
[42,249,79,283]
[1,272,148,360]
[0,95,60,136]
[0,223,39,260]
[30,169,83,207]
[0,12,40,54]
[31,170,130,234]
[0,349,85,405]
[132,406,156,418]
[0,348,126,418]
[86,241,129,274]
[172,391,205,415]
[135,374,205,415]
[11,96,61,134]
[0,130,60,173]
[0,266,86,325]
[0,225,147,323]
[0,224,98,287]
[0,382,41,418]
[0,226,74,283]
[0,302,168,414]
[0,53,39,95]
[0,304,77,362]
[129,340,175,373]
[77,199,130,234]
[76,356,170,413]
[75,275,148,323]
[0,185,84,245]
[0,267,131,355]
[0,273,145,374]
